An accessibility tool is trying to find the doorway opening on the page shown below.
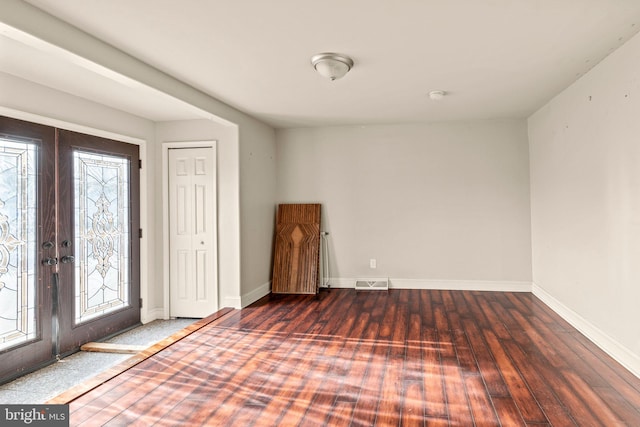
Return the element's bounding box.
[0,116,141,384]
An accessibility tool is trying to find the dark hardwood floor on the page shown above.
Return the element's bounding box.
[53,289,640,426]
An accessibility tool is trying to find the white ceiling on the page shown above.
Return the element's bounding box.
[8,0,640,128]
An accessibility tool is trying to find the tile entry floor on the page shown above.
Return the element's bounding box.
[0,319,196,404]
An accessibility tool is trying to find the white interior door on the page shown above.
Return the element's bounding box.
[169,146,217,317]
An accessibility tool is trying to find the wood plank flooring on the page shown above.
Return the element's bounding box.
[55,289,640,426]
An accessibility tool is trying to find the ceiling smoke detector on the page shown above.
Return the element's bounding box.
[311,52,354,81]
[429,90,446,100]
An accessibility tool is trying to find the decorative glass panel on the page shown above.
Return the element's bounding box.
[0,138,37,351]
[74,151,130,324]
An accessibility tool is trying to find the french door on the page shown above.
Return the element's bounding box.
[0,116,140,383]
[56,129,140,355]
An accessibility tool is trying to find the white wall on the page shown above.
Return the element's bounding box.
[154,119,277,311]
[238,124,277,305]
[155,120,241,311]
[528,31,640,375]
[155,121,276,311]
[276,121,532,288]
[0,72,155,141]
[154,118,277,310]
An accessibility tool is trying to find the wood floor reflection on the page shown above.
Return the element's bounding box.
[55,289,640,426]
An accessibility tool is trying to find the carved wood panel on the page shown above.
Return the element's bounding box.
[272,204,321,294]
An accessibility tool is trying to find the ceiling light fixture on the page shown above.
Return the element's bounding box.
[311,52,354,81]
[429,90,446,100]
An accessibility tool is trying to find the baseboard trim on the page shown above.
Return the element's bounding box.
[242,281,271,307]
[326,277,532,292]
[532,283,640,379]
[221,296,242,310]
[141,308,165,324]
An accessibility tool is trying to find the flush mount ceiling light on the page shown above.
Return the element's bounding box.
[429,90,446,100]
[311,52,354,81]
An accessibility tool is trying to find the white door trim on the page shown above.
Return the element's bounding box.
[162,140,217,319]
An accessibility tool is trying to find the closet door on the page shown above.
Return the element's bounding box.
[168,147,218,318]
[0,116,55,383]
[272,204,321,294]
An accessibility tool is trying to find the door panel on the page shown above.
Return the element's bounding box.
[0,116,55,383]
[272,204,321,294]
[57,130,140,355]
[169,147,217,318]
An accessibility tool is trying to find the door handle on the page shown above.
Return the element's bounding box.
[42,257,58,266]
[60,255,75,264]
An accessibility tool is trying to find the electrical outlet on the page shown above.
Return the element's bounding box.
[369,259,377,269]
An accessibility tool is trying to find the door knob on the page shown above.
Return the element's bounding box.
[60,255,75,264]
[42,257,58,266]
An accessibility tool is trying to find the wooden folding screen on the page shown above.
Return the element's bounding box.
[272,204,321,294]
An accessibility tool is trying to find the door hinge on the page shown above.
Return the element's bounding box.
[139,228,143,238]
[138,159,142,169]
[139,298,143,309]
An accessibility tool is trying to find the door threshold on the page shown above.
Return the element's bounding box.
[81,342,147,354]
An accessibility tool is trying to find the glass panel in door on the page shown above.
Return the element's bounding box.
[0,140,37,350]
[73,151,131,324]
[0,116,55,384]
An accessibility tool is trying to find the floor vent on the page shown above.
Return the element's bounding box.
[355,278,389,291]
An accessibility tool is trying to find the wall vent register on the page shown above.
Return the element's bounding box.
[355,278,389,291]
